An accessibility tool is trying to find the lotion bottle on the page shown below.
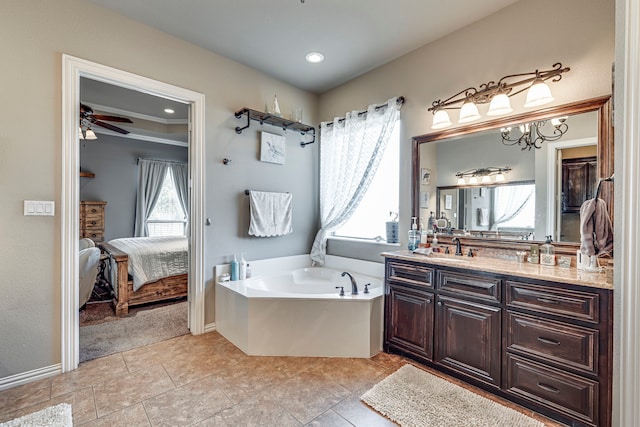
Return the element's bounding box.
[408,217,420,250]
[230,253,239,281]
[540,236,556,266]
[239,252,247,280]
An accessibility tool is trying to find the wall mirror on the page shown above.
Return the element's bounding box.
[412,96,613,253]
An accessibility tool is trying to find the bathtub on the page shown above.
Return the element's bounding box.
[215,255,384,358]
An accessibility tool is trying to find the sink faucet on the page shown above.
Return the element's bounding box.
[452,237,463,256]
[341,272,358,295]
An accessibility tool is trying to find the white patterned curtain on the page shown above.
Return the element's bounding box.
[491,184,535,229]
[134,159,170,237]
[310,97,401,265]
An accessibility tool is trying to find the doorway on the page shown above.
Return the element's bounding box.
[61,55,205,372]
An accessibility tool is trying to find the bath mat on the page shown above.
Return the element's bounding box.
[0,403,72,427]
[361,364,544,427]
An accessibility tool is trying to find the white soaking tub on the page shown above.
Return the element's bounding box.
[215,256,384,358]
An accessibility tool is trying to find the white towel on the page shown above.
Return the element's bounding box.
[248,191,293,237]
[477,208,490,226]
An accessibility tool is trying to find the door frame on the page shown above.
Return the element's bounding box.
[61,54,206,372]
[545,136,597,241]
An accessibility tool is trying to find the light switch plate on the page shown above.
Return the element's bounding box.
[24,200,55,216]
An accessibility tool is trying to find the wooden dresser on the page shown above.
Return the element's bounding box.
[383,251,613,427]
[80,201,106,242]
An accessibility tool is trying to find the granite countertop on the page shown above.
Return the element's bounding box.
[382,250,613,290]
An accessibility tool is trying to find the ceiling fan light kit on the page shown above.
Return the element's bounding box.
[428,62,570,129]
[79,103,133,140]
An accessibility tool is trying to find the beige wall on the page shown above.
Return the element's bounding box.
[320,0,614,260]
[0,0,318,378]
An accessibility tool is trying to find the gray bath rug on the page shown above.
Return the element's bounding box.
[361,364,544,427]
[0,403,72,427]
[79,301,189,363]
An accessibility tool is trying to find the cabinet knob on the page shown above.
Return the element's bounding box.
[91,209,97,213]
[437,301,443,306]
[426,298,432,304]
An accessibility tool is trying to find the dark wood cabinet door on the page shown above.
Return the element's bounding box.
[562,157,597,213]
[435,295,501,387]
[386,283,434,360]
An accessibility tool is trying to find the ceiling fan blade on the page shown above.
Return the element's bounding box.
[93,120,130,134]
[91,114,133,123]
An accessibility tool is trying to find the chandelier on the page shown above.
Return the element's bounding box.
[455,166,512,186]
[428,63,570,130]
[501,117,568,150]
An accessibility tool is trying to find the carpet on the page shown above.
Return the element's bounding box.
[0,403,72,427]
[361,364,544,427]
[79,301,189,363]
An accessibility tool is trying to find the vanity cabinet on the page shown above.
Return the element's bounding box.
[383,255,612,427]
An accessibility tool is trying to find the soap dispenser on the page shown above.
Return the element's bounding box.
[540,235,556,266]
[408,217,420,250]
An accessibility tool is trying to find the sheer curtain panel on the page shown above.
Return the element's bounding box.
[134,159,170,237]
[310,97,401,264]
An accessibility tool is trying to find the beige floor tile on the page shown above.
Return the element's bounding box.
[196,394,301,427]
[79,402,150,426]
[310,358,391,393]
[0,385,96,424]
[268,369,350,424]
[332,395,397,427]
[0,377,51,416]
[93,364,174,418]
[122,336,189,373]
[51,353,128,397]
[305,409,354,426]
[369,352,407,371]
[143,375,233,426]
[161,349,237,388]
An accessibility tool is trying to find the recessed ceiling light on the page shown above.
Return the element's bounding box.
[164,108,175,114]
[305,52,324,63]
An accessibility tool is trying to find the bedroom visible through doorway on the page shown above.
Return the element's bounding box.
[78,77,190,360]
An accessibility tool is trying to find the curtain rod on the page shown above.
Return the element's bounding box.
[324,96,405,127]
[137,157,187,165]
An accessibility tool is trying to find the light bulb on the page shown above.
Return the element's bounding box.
[481,175,491,183]
[487,93,513,116]
[85,129,97,140]
[524,78,554,108]
[469,176,478,185]
[457,177,466,185]
[495,173,506,182]
[458,101,481,123]
[431,109,452,129]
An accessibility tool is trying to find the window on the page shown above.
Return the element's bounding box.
[492,183,535,230]
[332,121,400,241]
[147,170,187,237]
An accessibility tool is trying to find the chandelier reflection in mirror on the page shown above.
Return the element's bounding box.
[501,116,568,150]
[428,63,570,130]
[455,166,512,186]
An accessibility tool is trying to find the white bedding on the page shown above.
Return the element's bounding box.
[108,236,188,291]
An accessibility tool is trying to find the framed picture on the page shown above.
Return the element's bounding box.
[445,194,453,210]
[421,168,431,185]
[260,131,286,164]
[420,191,430,209]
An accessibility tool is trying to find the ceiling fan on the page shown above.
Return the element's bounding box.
[80,103,133,137]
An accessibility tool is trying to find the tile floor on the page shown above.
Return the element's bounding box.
[0,332,564,426]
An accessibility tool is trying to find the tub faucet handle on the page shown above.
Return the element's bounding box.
[364,283,370,294]
[335,286,345,297]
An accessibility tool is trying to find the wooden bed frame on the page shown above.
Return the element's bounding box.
[101,242,188,316]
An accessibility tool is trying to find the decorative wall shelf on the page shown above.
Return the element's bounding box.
[79,171,95,178]
[234,107,316,147]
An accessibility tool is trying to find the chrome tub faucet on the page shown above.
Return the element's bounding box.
[341,271,358,295]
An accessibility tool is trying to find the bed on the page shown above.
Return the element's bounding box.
[100,236,188,316]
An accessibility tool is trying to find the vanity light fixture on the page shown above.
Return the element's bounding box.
[427,63,569,129]
[501,117,568,150]
[455,166,512,185]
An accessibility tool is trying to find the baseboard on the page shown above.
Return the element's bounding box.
[204,322,216,334]
[0,364,62,391]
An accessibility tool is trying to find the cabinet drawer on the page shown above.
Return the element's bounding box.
[387,261,433,288]
[83,214,104,229]
[506,311,598,374]
[437,270,500,303]
[506,354,598,426]
[81,231,104,242]
[506,281,599,323]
